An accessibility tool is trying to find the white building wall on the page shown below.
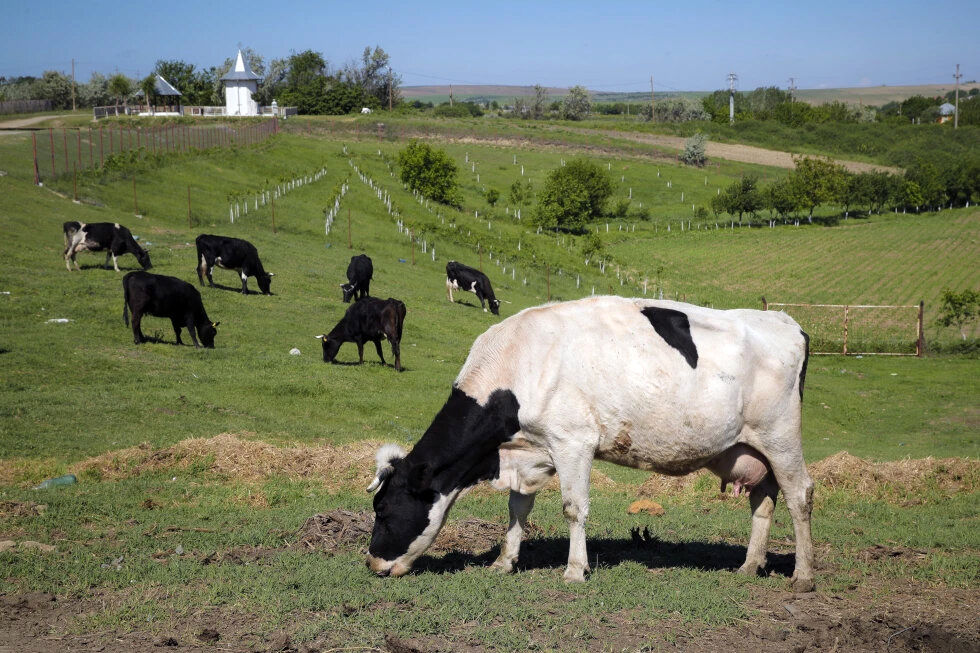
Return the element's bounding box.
[224,82,258,116]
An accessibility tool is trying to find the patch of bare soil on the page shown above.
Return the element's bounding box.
[295,509,531,557]
[66,433,382,491]
[0,500,46,518]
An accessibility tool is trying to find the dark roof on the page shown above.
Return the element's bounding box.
[220,50,262,82]
[154,74,181,96]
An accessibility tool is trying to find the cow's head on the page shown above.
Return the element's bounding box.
[258,272,274,295]
[489,298,501,315]
[137,248,152,270]
[198,321,219,348]
[365,444,450,577]
[340,283,356,303]
[316,334,341,362]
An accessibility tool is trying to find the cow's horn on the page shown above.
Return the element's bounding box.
[313,334,327,340]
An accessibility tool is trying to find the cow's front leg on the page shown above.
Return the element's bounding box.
[552,447,594,582]
[104,251,112,270]
[186,319,201,348]
[491,491,536,573]
[240,271,249,294]
[373,339,386,366]
[170,318,184,345]
[356,340,365,364]
[446,279,454,303]
[111,253,121,272]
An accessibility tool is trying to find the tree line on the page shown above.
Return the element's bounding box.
[0,45,401,114]
[710,156,980,223]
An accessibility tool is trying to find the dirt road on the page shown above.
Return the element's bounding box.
[0,114,74,134]
[577,128,900,174]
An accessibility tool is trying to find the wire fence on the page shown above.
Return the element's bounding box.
[0,99,52,115]
[31,118,279,185]
[764,300,924,356]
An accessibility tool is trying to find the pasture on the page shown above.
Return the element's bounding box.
[0,122,977,651]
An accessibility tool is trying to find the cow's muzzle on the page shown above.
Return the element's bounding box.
[366,554,410,578]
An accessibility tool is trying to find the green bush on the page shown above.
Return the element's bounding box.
[397,140,462,207]
[532,158,613,232]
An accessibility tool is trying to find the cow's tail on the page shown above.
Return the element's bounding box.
[122,279,130,326]
[798,329,810,401]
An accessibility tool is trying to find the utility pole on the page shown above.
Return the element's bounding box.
[388,66,393,111]
[71,59,76,111]
[449,84,454,107]
[953,63,962,129]
[787,77,797,102]
[727,72,737,124]
[649,76,655,121]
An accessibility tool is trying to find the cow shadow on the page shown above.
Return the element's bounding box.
[412,532,796,579]
[75,263,142,271]
[201,281,274,296]
[451,299,480,310]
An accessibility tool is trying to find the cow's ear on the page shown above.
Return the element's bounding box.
[407,461,433,490]
[267,272,275,277]
[367,443,406,492]
[314,334,327,340]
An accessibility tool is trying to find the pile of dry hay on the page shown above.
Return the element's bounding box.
[69,433,382,492]
[637,451,978,504]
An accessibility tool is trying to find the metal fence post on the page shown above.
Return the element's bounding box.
[842,305,849,355]
[31,132,40,185]
[916,301,925,357]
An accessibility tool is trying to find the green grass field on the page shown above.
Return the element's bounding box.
[0,121,977,651]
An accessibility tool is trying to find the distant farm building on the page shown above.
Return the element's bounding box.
[938,102,956,123]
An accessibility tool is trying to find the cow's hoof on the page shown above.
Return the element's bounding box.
[737,561,764,577]
[489,559,514,574]
[790,575,815,593]
[562,566,589,583]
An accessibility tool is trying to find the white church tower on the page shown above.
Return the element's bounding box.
[221,50,262,116]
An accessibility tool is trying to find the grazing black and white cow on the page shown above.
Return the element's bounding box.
[195,234,274,295]
[446,261,500,315]
[365,296,816,592]
[341,254,373,303]
[64,222,151,272]
[123,271,219,348]
[316,297,406,371]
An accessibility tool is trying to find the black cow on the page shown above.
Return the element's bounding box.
[341,254,373,303]
[64,222,151,272]
[195,234,274,295]
[446,261,500,315]
[316,297,406,371]
[123,271,219,348]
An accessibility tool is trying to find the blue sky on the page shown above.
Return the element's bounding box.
[3,0,977,91]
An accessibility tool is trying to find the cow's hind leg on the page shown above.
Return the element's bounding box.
[372,339,387,366]
[104,251,112,270]
[739,476,779,577]
[446,278,454,303]
[131,310,146,344]
[755,438,815,592]
[491,491,536,574]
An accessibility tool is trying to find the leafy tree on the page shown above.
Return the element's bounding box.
[509,179,534,207]
[838,172,872,216]
[717,176,762,222]
[906,163,946,210]
[322,81,366,114]
[532,158,613,232]
[679,131,707,167]
[276,50,330,114]
[763,179,800,218]
[866,171,899,213]
[640,97,709,122]
[37,71,73,109]
[79,72,111,107]
[936,288,979,340]
[139,75,157,112]
[153,60,212,105]
[789,156,847,222]
[531,84,548,119]
[485,188,500,207]
[108,73,133,106]
[344,46,401,108]
[397,140,461,207]
[899,180,924,211]
[560,85,591,120]
[581,232,604,259]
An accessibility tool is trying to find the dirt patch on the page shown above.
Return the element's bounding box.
[68,433,382,491]
[295,509,534,557]
[0,501,47,518]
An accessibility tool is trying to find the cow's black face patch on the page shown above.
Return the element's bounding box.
[367,387,521,562]
[322,337,341,362]
[198,323,217,348]
[341,284,355,303]
[641,307,699,368]
[257,275,272,295]
[137,249,152,270]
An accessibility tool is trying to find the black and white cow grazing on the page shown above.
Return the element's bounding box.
[446,261,500,315]
[195,234,274,295]
[316,297,406,371]
[341,254,373,303]
[64,222,151,272]
[366,296,816,592]
[123,271,219,348]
